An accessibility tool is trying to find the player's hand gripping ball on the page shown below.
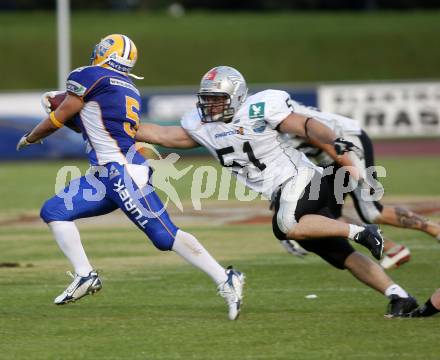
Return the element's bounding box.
[41,91,81,133]
[41,91,67,113]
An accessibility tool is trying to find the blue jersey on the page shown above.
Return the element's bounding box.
[67,66,145,165]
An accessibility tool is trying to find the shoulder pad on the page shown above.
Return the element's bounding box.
[66,66,100,97]
[181,108,202,131]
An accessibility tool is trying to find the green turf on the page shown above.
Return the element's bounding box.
[375,156,440,196]
[1,223,440,360]
[1,11,440,90]
[1,158,440,358]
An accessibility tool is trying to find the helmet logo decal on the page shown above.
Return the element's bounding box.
[97,38,115,56]
[197,66,248,123]
[205,69,217,80]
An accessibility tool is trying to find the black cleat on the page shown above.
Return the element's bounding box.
[406,307,424,318]
[405,302,440,318]
[354,225,384,260]
[384,295,418,318]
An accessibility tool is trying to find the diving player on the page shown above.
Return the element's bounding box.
[134,65,418,317]
[16,35,244,321]
[283,102,440,269]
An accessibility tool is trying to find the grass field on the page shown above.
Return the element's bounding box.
[1,157,440,359]
[1,11,440,90]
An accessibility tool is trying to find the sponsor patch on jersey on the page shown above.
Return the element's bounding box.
[110,78,140,95]
[214,128,243,138]
[249,102,265,119]
[66,80,87,97]
[252,119,266,133]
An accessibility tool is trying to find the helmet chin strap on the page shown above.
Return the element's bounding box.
[128,73,144,80]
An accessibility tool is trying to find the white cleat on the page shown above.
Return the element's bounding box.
[280,239,308,258]
[54,270,102,305]
[380,245,411,270]
[217,266,245,320]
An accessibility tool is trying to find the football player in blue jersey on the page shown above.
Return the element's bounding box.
[16,34,244,320]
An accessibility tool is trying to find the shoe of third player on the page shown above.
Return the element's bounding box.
[54,270,102,305]
[384,294,418,318]
[280,239,309,258]
[380,245,411,270]
[217,266,245,320]
[354,224,384,260]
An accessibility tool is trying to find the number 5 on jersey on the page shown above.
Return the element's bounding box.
[124,95,140,137]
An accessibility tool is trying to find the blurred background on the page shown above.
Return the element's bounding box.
[0,0,439,204]
[1,0,440,160]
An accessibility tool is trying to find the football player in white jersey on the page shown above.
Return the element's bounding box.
[135,66,418,317]
[283,102,440,269]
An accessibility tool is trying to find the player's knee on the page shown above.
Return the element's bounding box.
[40,197,71,223]
[276,208,298,236]
[287,224,311,240]
[148,228,175,251]
[272,207,299,240]
[330,246,355,270]
[343,251,371,271]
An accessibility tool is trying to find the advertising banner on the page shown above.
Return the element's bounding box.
[318,82,440,138]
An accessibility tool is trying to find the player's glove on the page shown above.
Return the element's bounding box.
[280,239,308,258]
[41,90,65,114]
[333,137,363,158]
[16,133,43,151]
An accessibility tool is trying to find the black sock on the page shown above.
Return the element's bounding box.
[418,299,440,317]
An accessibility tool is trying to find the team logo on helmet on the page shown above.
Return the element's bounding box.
[90,34,143,79]
[205,69,217,81]
[97,38,115,57]
[197,66,248,123]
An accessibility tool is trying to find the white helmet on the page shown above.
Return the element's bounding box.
[197,66,248,123]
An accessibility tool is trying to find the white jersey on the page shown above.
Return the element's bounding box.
[181,89,318,198]
[290,100,362,137]
[285,100,363,166]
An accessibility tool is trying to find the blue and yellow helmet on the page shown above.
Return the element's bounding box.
[90,34,140,77]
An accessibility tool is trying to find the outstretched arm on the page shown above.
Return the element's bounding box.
[279,113,360,158]
[17,93,83,149]
[136,123,200,149]
[278,113,336,144]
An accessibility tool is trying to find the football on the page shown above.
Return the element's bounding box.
[47,91,81,133]
[48,91,67,111]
